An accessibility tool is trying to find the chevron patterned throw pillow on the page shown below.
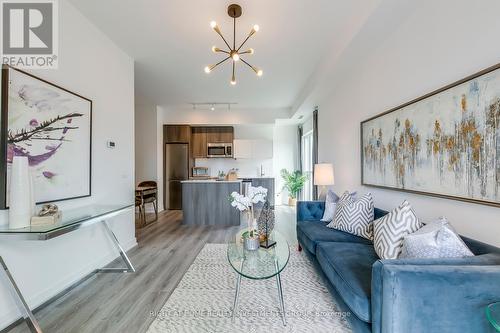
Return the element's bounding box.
[373,200,423,259]
[327,191,374,240]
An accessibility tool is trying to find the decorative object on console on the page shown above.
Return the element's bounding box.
[8,156,32,229]
[361,63,500,207]
[204,4,263,85]
[1,66,92,209]
[327,191,374,240]
[400,217,474,259]
[230,185,268,250]
[320,190,339,222]
[226,168,238,181]
[217,170,226,180]
[31,204,62,226]
[314,163,334,200]
[280,169,308,206]
[373,200,423,259]
[257,200,276,248]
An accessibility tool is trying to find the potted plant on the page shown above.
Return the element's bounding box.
[230,186,268,250]
[280,169,308,206]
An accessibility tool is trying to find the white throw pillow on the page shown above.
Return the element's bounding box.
[320,190,339,222]
[373,200,423,259]
[327,191,374,240]
[400,217,474,259]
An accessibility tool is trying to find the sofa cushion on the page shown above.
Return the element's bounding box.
[374,200,423,259]
[320,190,340,222]
[316,242,379,322]
[297,220,372,254]
[328,192,374,240]
[400,217,474,259]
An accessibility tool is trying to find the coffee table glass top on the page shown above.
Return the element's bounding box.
[227,229,290,280]
[486,302,500,331]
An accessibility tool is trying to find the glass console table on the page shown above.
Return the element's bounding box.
[0,204,135,333]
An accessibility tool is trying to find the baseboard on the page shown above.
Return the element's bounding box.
[0,238,137,331]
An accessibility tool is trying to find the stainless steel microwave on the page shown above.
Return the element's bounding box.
[207,143,233,158]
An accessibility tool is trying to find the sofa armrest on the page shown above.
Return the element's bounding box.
[296,201,325,222]
[371,259,500,333]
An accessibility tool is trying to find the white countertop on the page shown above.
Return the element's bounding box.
[181,179,242,183]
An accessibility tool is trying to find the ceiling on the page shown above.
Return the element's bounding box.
[69,0,381,115]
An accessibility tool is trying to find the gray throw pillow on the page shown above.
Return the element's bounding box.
[399,217,474,259]
[327,191,374,240]
[320,190,339,222]
[373,200,423,259]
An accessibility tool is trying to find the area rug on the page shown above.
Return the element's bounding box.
[147,244,352,333]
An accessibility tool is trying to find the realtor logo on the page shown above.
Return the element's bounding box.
[1,0,58,69]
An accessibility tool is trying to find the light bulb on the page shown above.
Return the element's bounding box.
[232,53,240,62]
[249,48,254,54]
[210,105,215,111]
[210,21,217,29]
[230,79,236,85]
[211,46,217,53]
[204,66,212,74]
[257,69,263,77]
[253,24,260,32]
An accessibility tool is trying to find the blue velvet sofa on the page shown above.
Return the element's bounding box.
[296,200,500,333]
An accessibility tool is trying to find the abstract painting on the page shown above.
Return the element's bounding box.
[0,66,92,208]
[361,64,500,207]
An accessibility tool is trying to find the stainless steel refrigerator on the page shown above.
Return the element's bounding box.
[165,143,189,210]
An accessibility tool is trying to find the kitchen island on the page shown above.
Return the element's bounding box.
[181,180,242,226]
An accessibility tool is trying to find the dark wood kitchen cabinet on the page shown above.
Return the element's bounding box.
[191,127,207,158]
[164,125,191,143]
[206,127,234,143]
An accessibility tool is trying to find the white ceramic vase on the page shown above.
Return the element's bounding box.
[9,156,32,229]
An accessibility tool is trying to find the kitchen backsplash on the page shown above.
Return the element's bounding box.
[194,158,273,178]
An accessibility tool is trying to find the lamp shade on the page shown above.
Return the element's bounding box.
[314,163,335,186]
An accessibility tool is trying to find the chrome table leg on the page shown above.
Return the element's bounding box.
[231,271,242,323]
[275,260,286,326]
[96,221,136,273]
[0,256,43,333]
[231,259,245,323]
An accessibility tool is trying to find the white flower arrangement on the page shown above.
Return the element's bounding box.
[230,186,268,239]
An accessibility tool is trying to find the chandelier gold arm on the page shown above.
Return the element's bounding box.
[208,56,231,72]
[213,26,232,50]
[236,29,256,52]
[213,47,230,54]
[240,58,262,76]
[231,61,236,84]
[239,48,254,55]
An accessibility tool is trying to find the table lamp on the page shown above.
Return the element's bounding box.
[314,163,334,200]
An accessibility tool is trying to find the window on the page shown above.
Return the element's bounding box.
[301,130,313,200]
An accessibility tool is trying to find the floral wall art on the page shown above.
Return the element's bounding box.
[1,66,92,208]
[361,64,500,207]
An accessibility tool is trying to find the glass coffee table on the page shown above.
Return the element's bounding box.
[227,229,290,326]
[486,302,500,331]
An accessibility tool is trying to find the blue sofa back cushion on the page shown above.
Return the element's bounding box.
[297,201,388,222]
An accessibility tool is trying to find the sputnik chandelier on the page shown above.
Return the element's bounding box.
[204,4,262,85]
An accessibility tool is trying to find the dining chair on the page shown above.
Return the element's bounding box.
[138,180,158,221]
[135,195,145,227]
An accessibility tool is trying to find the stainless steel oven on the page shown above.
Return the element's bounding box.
[207,143,233,158]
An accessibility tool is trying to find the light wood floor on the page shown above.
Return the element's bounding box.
[6,207,296,333]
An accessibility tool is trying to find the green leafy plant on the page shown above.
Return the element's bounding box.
[280,169,308,199]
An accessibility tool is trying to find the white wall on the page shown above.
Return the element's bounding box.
[135,102,157,183]
[158,105,291,125]
[315,0,500,247]
[273,125,299,205]
[0,0,136,328]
